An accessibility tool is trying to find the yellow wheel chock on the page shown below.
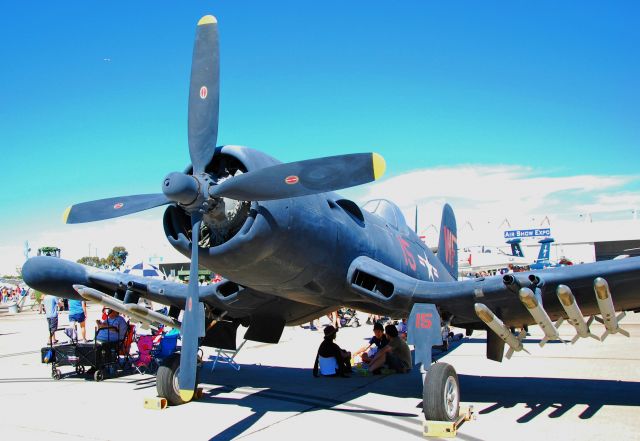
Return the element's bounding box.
[143,397,168,410]
[423,405,475,438]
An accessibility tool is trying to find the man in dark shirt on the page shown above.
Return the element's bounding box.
[367,324,412,374]
[353,322,389,363]
[313,325,351,377]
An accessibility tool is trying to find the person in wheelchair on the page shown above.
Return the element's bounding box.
[85,309,130,376]
[95,309,128,344]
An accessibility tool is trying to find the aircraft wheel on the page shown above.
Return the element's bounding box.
[156,353,199,406]
[423,363,460,422]
[148,359,159,375]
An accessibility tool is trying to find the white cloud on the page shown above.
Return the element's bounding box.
[356,164,635,220]
[0,245,25,277]
[346,164,638,246]
[573,192,640,215]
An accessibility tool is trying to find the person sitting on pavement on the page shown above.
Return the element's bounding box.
[353,322,388,364]
[367,324,412,374]
[313,325,352,377]
[95,309,128,344]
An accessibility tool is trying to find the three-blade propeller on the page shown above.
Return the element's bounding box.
[62,15,386,403]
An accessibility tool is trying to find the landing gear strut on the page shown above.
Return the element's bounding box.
[423,362,460,422]
[156,353,200,406]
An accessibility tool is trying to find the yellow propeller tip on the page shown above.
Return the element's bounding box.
[198,15,217,26]
[179,389,194,402]
[372,153,386,180]
[62,206,72,224]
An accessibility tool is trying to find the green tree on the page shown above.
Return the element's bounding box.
[105,246,128,270]
[76,246,127,270]
[77,256,106,268]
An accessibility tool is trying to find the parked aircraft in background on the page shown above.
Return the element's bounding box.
[458,237,560,276]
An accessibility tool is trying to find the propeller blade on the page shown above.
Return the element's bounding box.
[210,152,386,201]
[177,213,203,402]
[63,194,170,224]
[188,15,220,174]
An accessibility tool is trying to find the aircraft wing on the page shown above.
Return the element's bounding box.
[23,256,331,326]
[346,255,640,329]
[22,256,253,315]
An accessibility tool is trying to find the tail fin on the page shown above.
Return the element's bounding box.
[536,238,554,262]
[437,203,458,279]
[507,239,524,257]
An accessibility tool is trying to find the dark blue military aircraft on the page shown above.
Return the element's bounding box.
[22,15,640,423]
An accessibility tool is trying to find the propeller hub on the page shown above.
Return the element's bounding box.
[162,172,200,206]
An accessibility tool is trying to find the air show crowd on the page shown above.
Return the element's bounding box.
[1,284,29,304]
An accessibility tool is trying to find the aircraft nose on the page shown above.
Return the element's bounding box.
[22,257,45,290]
[22,256,89,298]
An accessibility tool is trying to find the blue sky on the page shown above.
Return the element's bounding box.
[0,1,639,272]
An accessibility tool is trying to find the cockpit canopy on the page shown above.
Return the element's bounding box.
[361,199,407,229]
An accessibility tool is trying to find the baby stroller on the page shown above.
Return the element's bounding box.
[133,328,179,374]
[338,308,360,327]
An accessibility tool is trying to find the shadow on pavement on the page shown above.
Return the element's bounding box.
[198,356,640,439]
[459,374,640,422]
[199,362,424,440]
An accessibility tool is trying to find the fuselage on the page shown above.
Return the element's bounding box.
[163,146,455,317]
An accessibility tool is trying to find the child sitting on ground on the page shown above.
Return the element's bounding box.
[352,322,388,364]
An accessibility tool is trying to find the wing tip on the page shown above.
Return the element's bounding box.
[372,153,386,180]
[62,206,72,224]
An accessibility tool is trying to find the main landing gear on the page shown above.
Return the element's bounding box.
[423,362,460,422]
[156,353,201,406]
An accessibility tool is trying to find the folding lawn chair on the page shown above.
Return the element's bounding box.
[210,339,247,372]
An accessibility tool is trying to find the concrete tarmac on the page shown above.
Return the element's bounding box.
[1,305,639,441]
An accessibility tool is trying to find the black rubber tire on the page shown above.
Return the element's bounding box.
[423,363,460,422]
[354,318,361,328]
[148,359,159,375]
[94,369,104,382]
[52,369,61,380]
[156,353,200,406]
[75,365,85,375]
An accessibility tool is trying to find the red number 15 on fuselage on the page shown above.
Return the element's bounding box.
[416,313,432,329]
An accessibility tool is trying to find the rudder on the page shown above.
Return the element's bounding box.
[437,203,458,279]
[507,239,524,257]
[537,238,554,263]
